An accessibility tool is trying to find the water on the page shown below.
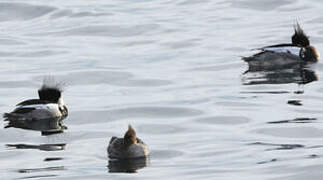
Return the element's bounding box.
[1,0,323,179]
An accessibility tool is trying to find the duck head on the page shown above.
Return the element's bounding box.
[38,86,62,103]
[38,77,68,117]
[123,125,137,147]
[300,45,320,62]
[292,22,319,62]
[38,77,65,103]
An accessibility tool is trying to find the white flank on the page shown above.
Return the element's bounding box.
[263,46,301,56]
[18,103,59,111]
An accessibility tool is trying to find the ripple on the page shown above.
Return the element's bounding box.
[113,79,172,87]
[279,4,312,12]
[108,106,203,119]
[283,165,323,180]
[50,70,133,86]
[0,38,26,45]
[249,142,305,150]
[0,3,56,21]
[69,111,112,125]
[18,174,58,179]
[161,39,199,49]
[256,127,323,138]
[195,116,250,125]
[267,118,317,124]
[117,40,155,47]
[6,144,66,151]
[47,70,171,87]
[177,0,211,6]
[240,90,291,94]
[0,50,68,58]
[17,166,65,173]
[150,150,184,159]
[137,124,184,134]
[215,101,263,107]
[70,106,202,124]
[191,63,241,72]
[230,0,293,11]
[50,9,110,19]
[257,158,278,165]
[0,80,37,88]
[18,50,68,57]
[48,24,160,37]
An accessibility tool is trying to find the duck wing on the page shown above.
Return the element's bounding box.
[258,43,297,50]
[108,137,124,159]
[17,99,51,106]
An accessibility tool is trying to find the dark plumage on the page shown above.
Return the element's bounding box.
[17,99,51,106]
[38,86,62,103]
[107,125,149,159]
[292,22,310,47]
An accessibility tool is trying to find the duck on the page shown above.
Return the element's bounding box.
[3,78,68,133]
[243,22,320,71]
[107,125,149,159]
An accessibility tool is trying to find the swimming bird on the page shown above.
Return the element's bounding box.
[108,125,149,159]
[243,23,320,71]
[3,78,68,134]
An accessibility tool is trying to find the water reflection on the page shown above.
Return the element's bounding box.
[257,158,278,165]
[249,142,305,151]
[287,100,302,106]
[267,117,316,124]
[242,67,318,86]
[107,157,150,173]
[17,174,58,179]
[17,166,65,179]
[18,166,65,173]
[4,117,67,136]
[43,157,64,161]
[6,143,66,151]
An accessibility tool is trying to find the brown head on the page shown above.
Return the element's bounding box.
[300,45,320,63]
[123,125,137,147]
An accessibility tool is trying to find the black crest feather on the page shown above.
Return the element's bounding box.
[38,77,64,103]
[292,22,310,47]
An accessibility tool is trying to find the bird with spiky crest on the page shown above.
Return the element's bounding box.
[292,22,310,47]
[243,22,320,71]
[3,77,68,135]
[107,125,150,159]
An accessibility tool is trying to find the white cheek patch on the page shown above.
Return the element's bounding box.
[58,98,65,106]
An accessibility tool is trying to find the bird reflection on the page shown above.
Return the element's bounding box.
[17,166,65,173]
[17,166,65,179]
[4,117,67,136]
[267,117,316,124]
[242,66,318,86]
[107,157,150,173]
[6,143,66,151]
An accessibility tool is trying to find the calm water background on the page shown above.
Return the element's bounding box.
[1,0,323,179]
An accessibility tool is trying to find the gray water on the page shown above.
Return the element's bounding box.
[1,0,323,179]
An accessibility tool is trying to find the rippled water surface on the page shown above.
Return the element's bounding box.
[1,0,323,179]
